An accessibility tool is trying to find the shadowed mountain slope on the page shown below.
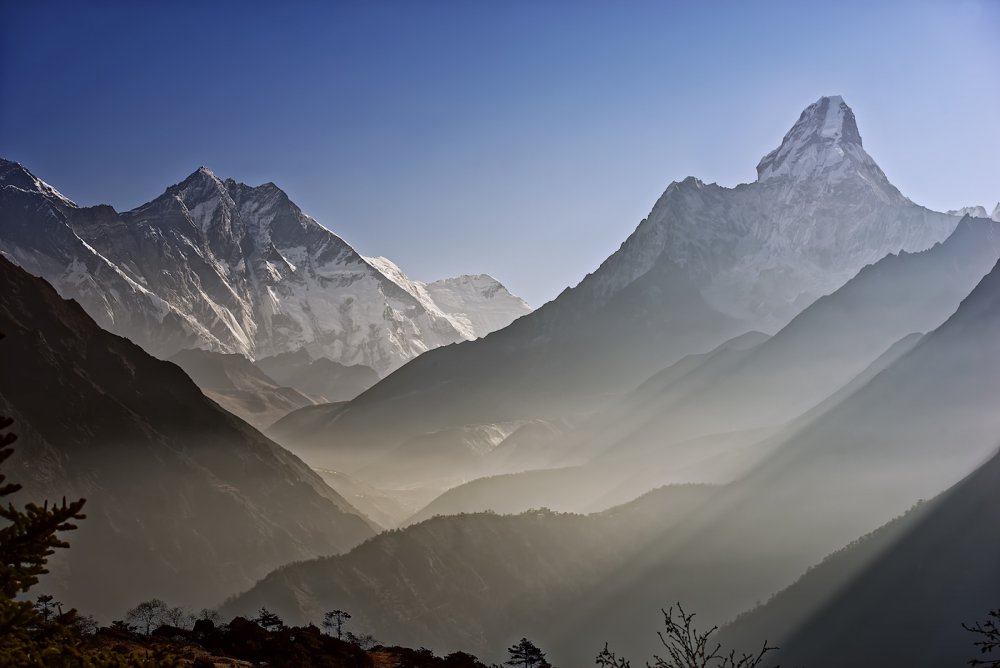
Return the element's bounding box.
[544,252,1000,665]
[220,484,719,661]
[0,256,376,619]
[719,440,1000,668]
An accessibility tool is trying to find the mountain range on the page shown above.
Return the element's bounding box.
[4,92,997,668]
[403,213,1000,521]
[0,160,531,375]
[267,96,960,488]
[227,246,1000,665]
[947,203,1000,221]
[218,97,1000,665]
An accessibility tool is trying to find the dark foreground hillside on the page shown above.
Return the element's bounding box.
[86,618,492,668]
[0,256,376,619]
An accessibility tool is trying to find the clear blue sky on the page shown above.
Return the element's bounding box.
[2,0,998,306]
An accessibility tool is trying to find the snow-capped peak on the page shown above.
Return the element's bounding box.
[755,95,867,183]
[361,256,531,339]
[0,159,77,207]
[816,95,858,141]
[946,203,1000,222]
[173,166,227,196]
[946,205,990,219]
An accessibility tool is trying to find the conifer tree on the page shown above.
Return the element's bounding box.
[0,335,172,666]
[0,414,86,638]
[0,409,88,664]
[505,638,551,668]
[255,606,284,631]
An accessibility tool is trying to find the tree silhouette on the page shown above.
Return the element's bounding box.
[596,642,631,668]
[161,604,193,629]
[34,593,60,622]
[0,413,86,639]
[71,613,98,636]
[0,408,90,664]
[505,638,551,668]
[197,607,222,624]
[255,606,284,631]
[965,609,1000,666]
[598,603,777,668]
[125,598,169,635]
[346,630,379,650]
[0,335,174,665]
[323,608,351,639]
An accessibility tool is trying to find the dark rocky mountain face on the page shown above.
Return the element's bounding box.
[0,256,376,619]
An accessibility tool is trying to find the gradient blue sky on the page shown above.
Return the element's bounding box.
[2,0,998,306]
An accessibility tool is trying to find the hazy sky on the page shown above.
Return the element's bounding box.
[2,0,997,306]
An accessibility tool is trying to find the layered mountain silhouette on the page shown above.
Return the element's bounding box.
[220,484,719,659]
[255,348,379,403]
[4,92,993,668]
[269,96,959,481]
[231,227,1000,665]
[543,247,1000,664]
[348,214,1000,517]
[170,347,380,429]
[0,160,530,375]
[169,348,319,430]
[0,256,376,619]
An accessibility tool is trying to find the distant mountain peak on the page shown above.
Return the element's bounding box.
[0,158,76,207]
[947,205,990,219]
[0,159,532,374]
[756,95,867,183]
[173,165,226,191]
[792,95,861,145]
[946,203,1000,223]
